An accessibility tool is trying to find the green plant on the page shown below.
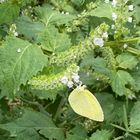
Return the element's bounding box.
[0,0,140,139]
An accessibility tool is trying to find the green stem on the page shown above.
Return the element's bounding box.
[20,97,51,117]
[127,47,140,56]
[53,97,65,121]
[105,37,140,46]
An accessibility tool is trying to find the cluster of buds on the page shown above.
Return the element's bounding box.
[108,0,134,39]
[9,24,18,37]
[90,23,109,47]
[29,64,81,91]
[21,6,37,21]
[60,65,81,88]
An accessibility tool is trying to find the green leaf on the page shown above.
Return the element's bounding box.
[0,109,64,140]
[66,125,87,140]
[96,92,125,124]
[92,57,110,75]
[130,100,140,130]
[116,53,138,70]
[0,37,48,98]
[16,16,45,41]
[134,1,140,23]
[89,129,112,140]
[35,5,76,26]
[111,70,135,96]
[89,3,112,19]
[38,26,71,53]
[0,3,20,24]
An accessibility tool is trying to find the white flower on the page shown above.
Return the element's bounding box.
[128,94,136,100]
[65,12,69,15]
[111,24,115,29]
[14,32,18,37]
[102,32,108,38]
[128,5,134,11]
[72,73,80,83]
[67,81,73,88]
[93,37,104,47]
[128,17,133,23]
[105,0,109,3]
[123,44,128,49]
[61,11,65,14]
[112,0,117,7]
[17,48,21,53]
[76,66,80,72]
[112,12,117,20]
[60,76,68,85]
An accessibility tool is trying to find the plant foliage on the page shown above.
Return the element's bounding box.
[0,0,140,139]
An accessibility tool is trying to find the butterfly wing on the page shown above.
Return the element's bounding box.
[68,86,104,121]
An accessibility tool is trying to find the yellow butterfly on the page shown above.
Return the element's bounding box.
[68,86,104,122]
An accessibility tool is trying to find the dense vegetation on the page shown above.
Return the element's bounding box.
[0,0,140,139]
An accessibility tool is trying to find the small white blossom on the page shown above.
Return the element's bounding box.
[128,94,136,100]
[60,76,68,85]
[112,0,117,7]
[111,24,115,29]
[19,112,23,115]
[61,11,65,14]
[93,37,104,47]
[72,73,80,83]
[105,0,109,3]
[112,12,117,21]
[102,32,108,38]
[17,48,21,53]
[65,12,69,15]
[128,5,134,11]
[14,32,18,37]
[67,81,74,88]
[128,17,133,23]
[123,44,128,49]
[136,66,139,70]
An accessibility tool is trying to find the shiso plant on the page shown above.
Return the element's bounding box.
[0,0,140,139]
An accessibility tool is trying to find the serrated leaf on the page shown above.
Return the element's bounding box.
[89,3,112,19]
[35,5,76,26]
[116,53,138,70]
[92,57,110,75]
[96,92,125,124]
[0,3,20,24]
[66,125,87,140]
[0,109,64,140]
[16,16,45,41]
[0,37,48,98]
[89,129,112,140]
[130,100,140,130]
[38,26,71,53]
[111,70,135,96]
